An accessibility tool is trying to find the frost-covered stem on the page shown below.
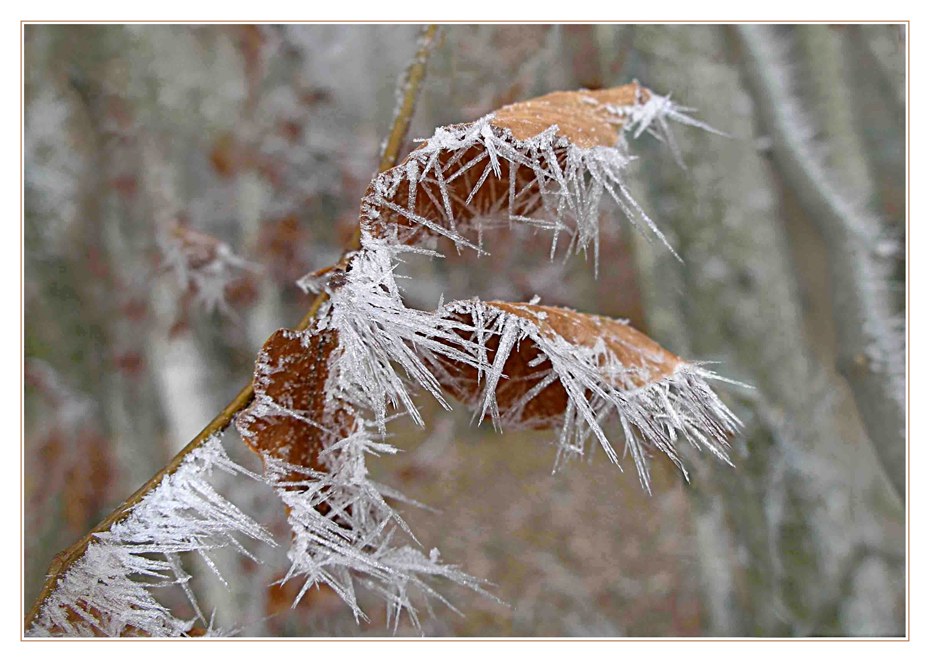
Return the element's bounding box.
[737,24,905,502]
[24,272,341,634]
[378,24,442,172]
[25,24,441,632]
[24,382,253,632]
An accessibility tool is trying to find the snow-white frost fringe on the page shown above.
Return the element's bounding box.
[258,84,739,629]
[315,241,487,432]
[27,435,274,637]
[259,244,498,633]
[156,223,261,317]
[30,82,738,637]
[263,418,496,634]
[361,88,723,272]
[434,300,740,492]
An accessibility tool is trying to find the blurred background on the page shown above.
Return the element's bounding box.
[23,24,906,636]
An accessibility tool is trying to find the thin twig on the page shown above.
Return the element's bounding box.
[25,23,441,633]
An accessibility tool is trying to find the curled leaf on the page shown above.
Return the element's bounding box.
[234,77,736,633]
[360,82,714,266]
[237,328,353,474]
[429,299,738,490]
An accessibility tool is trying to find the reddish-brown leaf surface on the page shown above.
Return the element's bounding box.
[362,132,540,248]
[362,82,650,247]
[491,83,648,148]
[166,223,226,270]
[435,301,681,428]
[237,328,353,474]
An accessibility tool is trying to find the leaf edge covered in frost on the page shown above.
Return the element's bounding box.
[240,243,498,634]
[432,299,740,492]
[360,82,722,272]
[321,242,488,431]
[243,80,738,633]
[262,423,500,635]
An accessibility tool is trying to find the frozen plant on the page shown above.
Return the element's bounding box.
[27,27,740,637]
[235,79,741,629]
[28,435,274,637]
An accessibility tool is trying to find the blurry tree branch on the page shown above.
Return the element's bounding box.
[626,25,903,635]
[736,24,905,502]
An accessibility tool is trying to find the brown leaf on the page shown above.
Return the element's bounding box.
[167,222,222,270]
[237,329,353,474]
[491,84,648,149]
[434,301,680,429]
[361,82,650,248]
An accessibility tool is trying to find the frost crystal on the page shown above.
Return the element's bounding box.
[361,85,719,271]
[257,82,738,630]
[239,240,497,633]
[31,80,738,637]
[27,435,274,638]
[323,241,486,429]
[157,222,260,317]
[264,419,495,634]
[433,300,739,491]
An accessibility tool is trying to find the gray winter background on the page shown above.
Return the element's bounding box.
[24,24,906,636]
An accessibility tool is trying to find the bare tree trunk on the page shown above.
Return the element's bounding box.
[626,24,904,636]
[737,25,906,502]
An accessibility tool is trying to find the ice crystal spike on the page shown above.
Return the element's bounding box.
[169,81,734,635]
[361,83,719,270]
[430,300,740,492]
[28,436,274,638]
[262,429,498,635]
[239,241,499,632]
[158,222,259,317]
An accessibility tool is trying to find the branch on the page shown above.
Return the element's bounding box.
[25,23,442,633]
[736,25,905,501]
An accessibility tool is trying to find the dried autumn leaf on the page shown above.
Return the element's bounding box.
[237,328,353,474]
[158,221,260,316]
[360,82,715,263]
[428,299,738,490]
[28,435,274,638]
[225,75,735,633]
[434,301,678,417]
[492,85,649,148]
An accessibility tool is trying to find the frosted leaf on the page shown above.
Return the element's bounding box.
[257,81,736,633]
[431,299,740,492]
[239,244,499,632]
[27,435,275,638]
[360,82,720,269]
[262,415,498,635]
[237,327,353,474]
[157,222,260,317]
[322,241,488,431]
